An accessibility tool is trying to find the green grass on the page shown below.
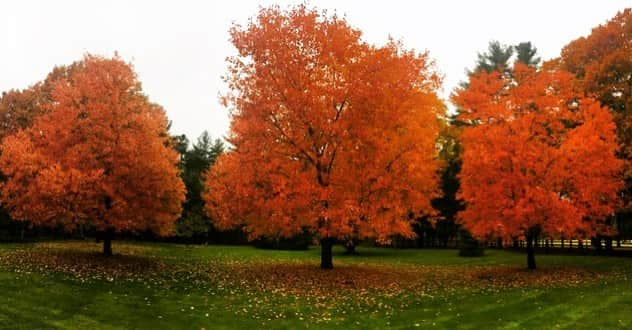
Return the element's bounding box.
[146,242,629,270]
[0,241,630,329]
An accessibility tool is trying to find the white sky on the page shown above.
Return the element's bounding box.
[1,1,629,141]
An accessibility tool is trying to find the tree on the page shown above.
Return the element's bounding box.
[472,41,514,74]
[467,40,541,76]
[457,40,535,252]
[559,9,632,232]
[0,54,186,255]
[453,63,623,269]
[175,132,225,239]
[171,133,190,168]
[514,42,541,67]
[429,116,464,247]
[204,5,442,269]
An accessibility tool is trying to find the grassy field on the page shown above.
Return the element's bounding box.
[0,241,629,329]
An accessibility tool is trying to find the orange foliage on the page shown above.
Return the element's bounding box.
[453,63,623,241]
[0,64,76,139]
[560,8,631,109]
[205,6,442,246]
[559,8,631,210]
[0,55,185,236]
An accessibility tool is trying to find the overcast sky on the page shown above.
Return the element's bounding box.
[2,1,629,141]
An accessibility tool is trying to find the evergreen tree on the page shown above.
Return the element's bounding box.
[171,134,189,168]
[430,115,463,247]
[175,131,225,239]
[472,41,514,73]
[514,42,541,67]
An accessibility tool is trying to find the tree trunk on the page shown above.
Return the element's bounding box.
[344,239,357,255]
[103,230,113,256]
[320,238,334,269]
[561,238,565,249]
[592,237,602,252]
[605,237,613,253]
[526,233,536,270]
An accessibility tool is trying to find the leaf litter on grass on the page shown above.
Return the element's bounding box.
[0,241,625,325]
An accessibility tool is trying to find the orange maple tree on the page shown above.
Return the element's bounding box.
[453,63,623,269]
[204,5,442,269]
[0,55,186,255]
[559,8,631,212]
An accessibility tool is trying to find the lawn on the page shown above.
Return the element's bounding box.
[0,241,629,329]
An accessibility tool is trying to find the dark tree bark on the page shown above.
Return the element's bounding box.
[103,229,114,256]
[344,239,358,255]
[605,237,613,253]
[320,238,334,269]
[592,237,602,252]
[103,196,114,256]
[526,232,536,270]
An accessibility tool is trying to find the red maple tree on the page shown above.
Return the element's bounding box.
[204,5,442,269]
[453,63,623,269]
[0,55,186,255]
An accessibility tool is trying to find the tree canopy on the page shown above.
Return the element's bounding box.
[0,55,186,254]
[175,131,225,239]
[514,42,541,67]
[453,63,623,269]
[204,5,443,268]
[559,8,631,212]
